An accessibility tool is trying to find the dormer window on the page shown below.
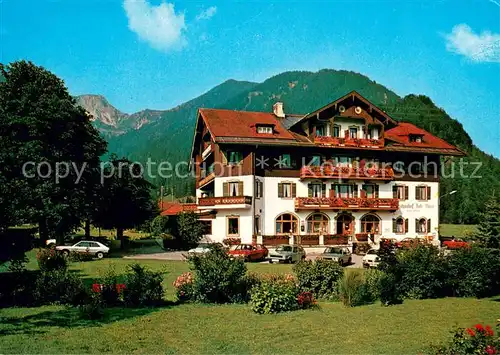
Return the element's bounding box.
[409,134,424,143]
[257,125,274,134]
[315,125,326,137]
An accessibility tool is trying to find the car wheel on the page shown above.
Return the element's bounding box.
[62,250,70,257]
[338,259,343,266]
[269,260,273,264]
[96,252,104,259]
[348,257,352,265]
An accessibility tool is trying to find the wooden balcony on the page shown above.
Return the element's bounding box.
[295,197,399,211]
[198,195,252,209]
[198,172,215,188]
[314,136,384,148]
[300,165,394,180]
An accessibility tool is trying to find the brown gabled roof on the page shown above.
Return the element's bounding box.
[199,108,295,141]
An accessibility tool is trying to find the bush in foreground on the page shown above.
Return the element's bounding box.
[123,263,164,307]
[36,248,67,272]
[187,245,247,303]
[293,259,344,299]
[337,271,374,307]
[429,323,499,355]
[33,269,87,306]
[249,277,299,314]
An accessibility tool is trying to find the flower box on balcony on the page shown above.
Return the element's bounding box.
[355,233,369,242]
[324,235,349,245]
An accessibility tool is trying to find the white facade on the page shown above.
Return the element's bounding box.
[197,174,440,246]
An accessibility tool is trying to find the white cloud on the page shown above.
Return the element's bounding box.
[123,0,187,52]
[196,6,217,21]
[445,24,500,63]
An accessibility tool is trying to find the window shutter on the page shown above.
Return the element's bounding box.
[222,151,228,164]
[415,187,419,200]
[330,184,336,197]
[308,184,313,197]
[415,219,419,232]
[392,185,397,199]
[223,182,229,197]
[278,183,283,198]
[375,185,379,198]
[392,218,397,233]
[321,184,326,197]
[404,186,409,200]
[259,181,263,198]
[405,219,409,233]
[426,186,431,200]
[344,129,349,138]
[238,181,244,196]
[353,185,358,198]
[427,219,431,233]
[360,189,366,198]
[291,183,297,198]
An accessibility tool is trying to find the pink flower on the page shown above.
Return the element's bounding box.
[486,345,497,355]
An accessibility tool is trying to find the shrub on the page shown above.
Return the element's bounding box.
[396,244,449,299]
[0,270,38,307]
[176,211,205,249]
[33,270,87,306]
[293,259,344,299]
[297,291,316,309]
[36,248,67,272]
[446,247,500,298]
[79,293,105,320]
[249,278,299,314]
[429,323,499,355]
[150,215,170,237]
[123,264,164,307]
[68,251,94,262]
[188,245,247,303]
[378,272,403,306]
[98,267,124,306]
[173,272,194,302]
[364,268,384,301]
[337,271,373,307]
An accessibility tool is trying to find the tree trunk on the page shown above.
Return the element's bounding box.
[84,220,91,238]
[39,218,48,244]
[117,227,124,249]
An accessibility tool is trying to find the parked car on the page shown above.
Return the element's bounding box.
[227,243,268,262]
[442,239,470,250]
[55,241,110,259]
[268,244,306,264]
[396,237,426,249]
[320,246,352,266]
[187,242,223,255]
[362,249,380,268]
[47,236,111,248]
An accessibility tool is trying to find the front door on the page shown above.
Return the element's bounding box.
[336,214,353,235]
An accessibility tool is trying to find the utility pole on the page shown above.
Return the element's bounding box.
[160,185,164,210]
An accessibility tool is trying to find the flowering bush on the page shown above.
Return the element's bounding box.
[173,272,194,302]
[430,323,499,355]
[297,291,316,309]
[36,248,67,272]
[123,263,164,307]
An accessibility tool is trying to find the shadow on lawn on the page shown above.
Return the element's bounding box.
[0,304,175,336]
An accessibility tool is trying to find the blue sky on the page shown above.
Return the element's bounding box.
[1,0,499,157]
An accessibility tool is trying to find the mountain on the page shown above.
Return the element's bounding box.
[78,69,500,224]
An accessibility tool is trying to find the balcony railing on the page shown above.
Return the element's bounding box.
[198,172,215,187]
[295,197,399,211]
[314,136,384,148]
[198,195,252,207]
[300,165,394,180]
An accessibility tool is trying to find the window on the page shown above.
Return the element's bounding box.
[393,185,408,200]
[309,155,321,166]
[415,185,431,200]
[416,218,431,233]
[409,134,423,143]
[201,220,212,235]
[275,213,299,234]
[393,217,408,234]
[315,125,326,137]
[255,179,263,198]
[229,182,239,196]
[336,213,353,235]
[278,182,296,198]
[332,125,341,138]
[227,216,239,236]
[331,184,357,198]
[361,184,379,199]
[254,216,261,235]
[371,127,379,139]
[335,156,352,167]
[226,150,243,165]
[349,127,358,139]
[257,125,273,134]
[223,181,243,197]
[308,183,324,198]
[278,153,292,168]
[306,213,329,234]
[360,214,380,234]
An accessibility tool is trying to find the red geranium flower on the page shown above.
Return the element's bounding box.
[92,283,102,293]
[485,325,494,337]
[486,345,497,355]
[466,328,476,337]
[116,283,126,293]
[475,324,485,332]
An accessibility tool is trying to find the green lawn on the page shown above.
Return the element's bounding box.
[439,224,477,238]
[1,258,500,354]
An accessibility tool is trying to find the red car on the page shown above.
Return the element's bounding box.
[227,244,268,262]
[443,239,470,250]
[395,237,426,249]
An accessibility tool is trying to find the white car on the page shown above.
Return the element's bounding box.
[320,246,352,266]
[187,243,223,255]
[362,249,380,268]
[56,241,110,259]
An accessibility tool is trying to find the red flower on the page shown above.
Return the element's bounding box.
[485,325,494,337]
[116,283,126,293]
[466,328,476,337]
[92,283,102,293]
[475,324,485,332]
[486,345,497,355]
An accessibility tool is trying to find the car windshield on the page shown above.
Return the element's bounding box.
[325,247,342,254]
[276,245,292,252]
[367,249,377,255]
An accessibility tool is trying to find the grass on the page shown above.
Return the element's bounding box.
[439,224,478,238]
[1,257,500,354]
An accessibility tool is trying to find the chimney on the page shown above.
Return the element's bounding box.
[273,102,285,118]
